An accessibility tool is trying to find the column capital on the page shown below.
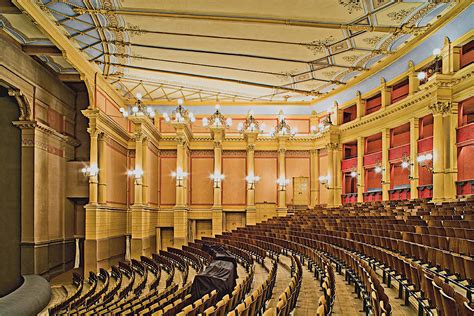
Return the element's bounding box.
[278,147,286,155]
[429,101,452,115]
[325,142,339,151]
[247,143,255,152]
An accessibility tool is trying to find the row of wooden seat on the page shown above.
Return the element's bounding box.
[266,204,474,314]
[48,272,83,314]
[224,261,278,316]
[275,255,302,316]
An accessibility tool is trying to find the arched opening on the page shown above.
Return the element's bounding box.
[0,85,22,296]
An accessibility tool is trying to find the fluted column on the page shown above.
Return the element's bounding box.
[134,134,144,205]
[173,126,189,247]
[357,136,365,203]
[429,101,457,201]
[98,133,107,204]
[211,128,224,236]
[409,118,420,199]
[381,128,390,201]
[277,136,288,216]
[310,149,320,208]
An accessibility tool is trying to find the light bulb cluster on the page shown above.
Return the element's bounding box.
[127,168,144,179]
[237,110,265,134]
[374,164,384,174]
[417,153,433,163]
[210,172,225,181]
[276,176,290,190]
[202,104,232,129]
[119,93,156,119]
[81,164,99,177]
[350,169,358,178]
[311,112,333,136]
[417,48,442,84]
[270,110,297,137]
[162,99,195,124]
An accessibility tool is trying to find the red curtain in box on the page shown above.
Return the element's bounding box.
[391,79,409,104]
[458,96,474,126]
[460,40,474,69]
[391,164,410,188]
[365,94,382,115]
[342,105,357,124]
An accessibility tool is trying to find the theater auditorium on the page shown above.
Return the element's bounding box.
[0,1,473,315]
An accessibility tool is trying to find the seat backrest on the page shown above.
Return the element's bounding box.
[440,289,456,316]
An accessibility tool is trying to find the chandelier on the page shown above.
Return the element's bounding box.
[120,93,156,119]
[270,110,296,137]
[310,112,333,135]
[237,110,265,133]
[202,104,232,129]
[162,99,195,124]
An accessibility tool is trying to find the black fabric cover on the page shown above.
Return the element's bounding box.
[191,244,238,299]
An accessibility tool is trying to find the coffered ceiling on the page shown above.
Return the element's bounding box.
[0,0,458,104]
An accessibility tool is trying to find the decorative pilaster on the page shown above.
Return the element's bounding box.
[441,37,460,74]
[408,60,419,95]
[326,142,338,207]
[357,136,365,203]
[277,137,288,216]
[245,139,257,224]
[356,91,365,119]
[88,127,99,205]
[211,129,224,236]
[310,149,320,208]
[409,118,420,199]
[381,128,390,201]
[98,133,107,204]
[380,78,391,109]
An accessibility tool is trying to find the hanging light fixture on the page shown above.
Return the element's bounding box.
[119,93,156,119]
[202,104,232,129]
[162,99,195,124]
[237,110,265,134]
[270,110,297,137]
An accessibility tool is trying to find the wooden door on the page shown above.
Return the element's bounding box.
[293,177,309,205]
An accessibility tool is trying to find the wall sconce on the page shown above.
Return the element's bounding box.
[318,175,329,189]
[276,176,290,191]
[417,153,433,173]
[127,168,144,182]
[245,173,261,190]
[374,161,386,174]
[350,168,358,178]
[417,71,427,82]
[81,164,99,177]
[210,172,225,188]
[172,167,188,187]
